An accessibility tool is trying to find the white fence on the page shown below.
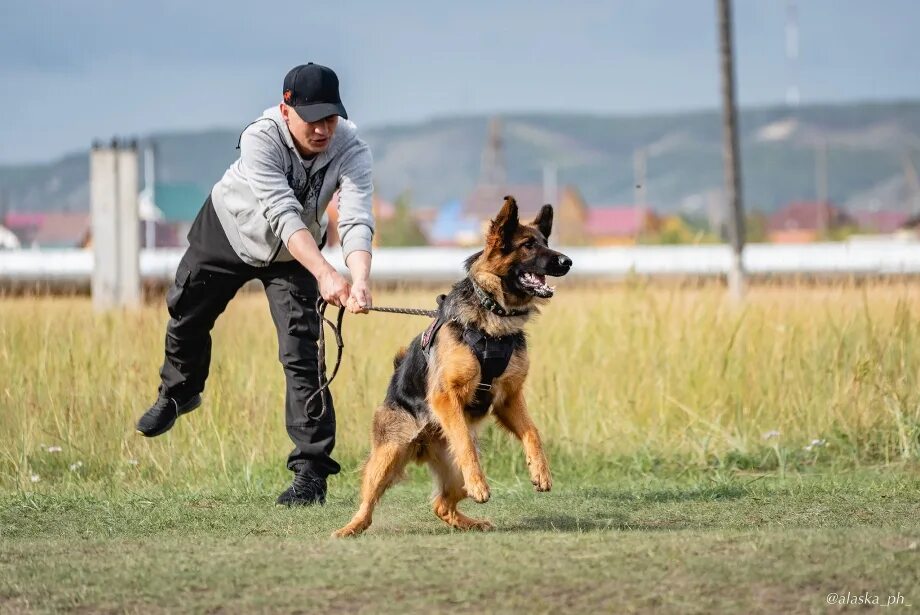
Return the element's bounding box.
[3,241,920,285]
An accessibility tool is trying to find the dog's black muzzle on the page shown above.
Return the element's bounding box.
[538,250,573,277]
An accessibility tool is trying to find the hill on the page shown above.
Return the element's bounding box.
[3,101,920,216]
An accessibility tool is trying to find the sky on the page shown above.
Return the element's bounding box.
[1,0,919,164]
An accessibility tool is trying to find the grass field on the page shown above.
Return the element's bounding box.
[2,282,920,612]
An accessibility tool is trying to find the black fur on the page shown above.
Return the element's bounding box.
[492,196,520,252]
[384,336,430,418]
[534,204,553,239]
[382,276,526,420]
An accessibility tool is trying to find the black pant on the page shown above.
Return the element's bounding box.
[157,196,339,477]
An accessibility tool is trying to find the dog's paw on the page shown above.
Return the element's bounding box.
[531,468,552,492]
[465,474,491,503]
[332,521,368,538]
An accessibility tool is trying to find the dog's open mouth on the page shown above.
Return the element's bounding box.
[518,271,556,298]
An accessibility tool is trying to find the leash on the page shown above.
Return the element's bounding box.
[303,298,436,421]
[303,282,520,421]
[366,305,437,317]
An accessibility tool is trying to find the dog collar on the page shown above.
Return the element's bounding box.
[470,279,530,317]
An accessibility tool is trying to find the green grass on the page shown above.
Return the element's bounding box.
[3,283,920,489]
[2,468,919,613]
[2,283,920,612]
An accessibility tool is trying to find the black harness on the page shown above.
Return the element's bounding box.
[304,281,527,423]
[421,285,525,415]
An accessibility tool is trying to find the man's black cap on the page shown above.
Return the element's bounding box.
[283,63,348,122]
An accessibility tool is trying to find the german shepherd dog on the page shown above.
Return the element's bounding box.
[333,196,572,537]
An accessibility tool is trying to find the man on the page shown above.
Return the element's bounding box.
[136,63,374,506]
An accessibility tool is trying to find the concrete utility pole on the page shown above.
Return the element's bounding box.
[717,0,746,299]
[90,139,140,311]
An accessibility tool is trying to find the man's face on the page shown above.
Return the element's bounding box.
[281,104,339,156]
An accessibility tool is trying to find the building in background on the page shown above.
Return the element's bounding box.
[136,143,209,248]
[24,212,91,248]
[767,201,852,243]
[3,212,45,247]
[849,209,910,235]
[427,199,481,246]
[148,182,208,247]
[584,206,660,245]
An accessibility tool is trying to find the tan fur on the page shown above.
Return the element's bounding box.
[332,406,422,538]
[425,435,493,530]
[493,389,552,491]
[427,332,491,502]
[332,196,555,538]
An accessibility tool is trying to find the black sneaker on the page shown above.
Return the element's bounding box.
[276,468,327,506]
[136,394,202,437]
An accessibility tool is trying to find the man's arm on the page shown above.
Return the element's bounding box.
[337,142,375,313]
[345,249,372,313]
[287,229,351,307]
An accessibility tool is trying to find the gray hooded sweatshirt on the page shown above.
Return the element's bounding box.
[210,106,374,267]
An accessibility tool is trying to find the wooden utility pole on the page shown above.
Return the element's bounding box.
[633,147,648,239]
[815,138,829,236]
[717,0,746,299]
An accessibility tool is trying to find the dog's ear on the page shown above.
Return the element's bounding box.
[533,204,553,239]
[487,195,519,251]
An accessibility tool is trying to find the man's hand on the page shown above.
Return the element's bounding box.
[285,230,350,307]
[318,268,351,307]
[347,279,372,314]
[345,250,373,314]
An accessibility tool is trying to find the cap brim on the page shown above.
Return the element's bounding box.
[293,102,348,123]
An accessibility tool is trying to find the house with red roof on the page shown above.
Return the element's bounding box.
[849,209,911,234]
[585,206,660,245]
[3,212,46,247]
[767,201,852,243]
[32,212,92,248]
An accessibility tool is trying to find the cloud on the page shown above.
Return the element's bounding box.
[2,0,920,163]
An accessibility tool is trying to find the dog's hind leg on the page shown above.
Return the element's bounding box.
[493,390,552,492]
[426,435,494,531]
[332,407,417,538]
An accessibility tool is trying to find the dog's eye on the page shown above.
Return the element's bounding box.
[523,239,536,249]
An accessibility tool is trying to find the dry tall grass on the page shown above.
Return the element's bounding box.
[2,281,919,488]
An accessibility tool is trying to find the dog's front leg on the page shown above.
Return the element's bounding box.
[494,391,552,492]
[430,391,490,503]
